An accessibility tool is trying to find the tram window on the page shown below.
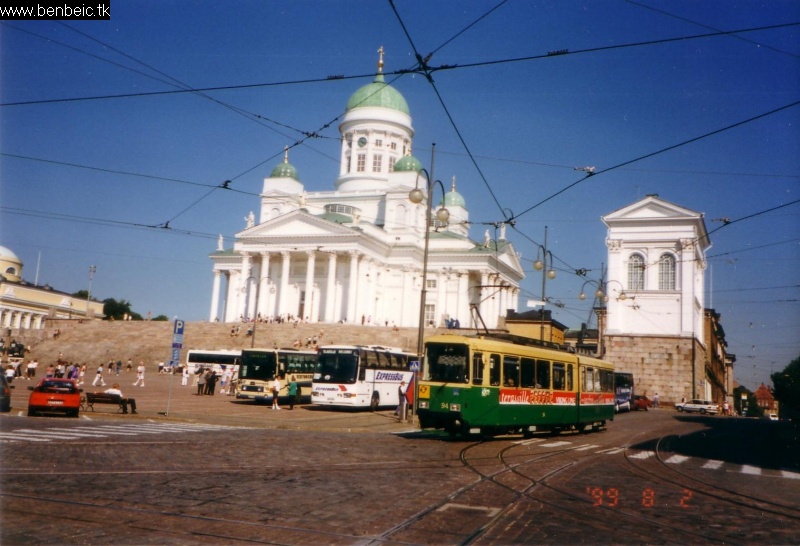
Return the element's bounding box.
[426,342,469,383]
[503,356,520,387]
[583,367,594,392]
[552,362,565,390]
[472,353,484,385]
[600,370,614,392]
[536,359,551,389]
[567,364,574,391]
[489,354,500,386]
[520,358,535,388]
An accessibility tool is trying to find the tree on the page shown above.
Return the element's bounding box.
[102,298,142,321]
[771,355,800,421]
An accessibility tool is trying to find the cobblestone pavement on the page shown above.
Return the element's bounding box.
[2,375,799,544]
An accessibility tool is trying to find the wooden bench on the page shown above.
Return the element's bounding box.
[84,392,125,413]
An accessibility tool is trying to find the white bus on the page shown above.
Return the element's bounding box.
[236,348,317,404]
[311,345,415,410]
[185,349,240,375]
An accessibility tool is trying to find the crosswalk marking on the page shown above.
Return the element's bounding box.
[702,459,724,470]
[780,470,800,480]
[665,454,690,464]
[540,441,572,447]
[740,465,762,475]
[628,450,655,459]
[573,444,599,451]
[0,423,246,443]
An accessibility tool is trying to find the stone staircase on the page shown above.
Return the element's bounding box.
[16,320,440,366]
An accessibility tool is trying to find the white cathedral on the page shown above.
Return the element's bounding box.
[209,51,524,328]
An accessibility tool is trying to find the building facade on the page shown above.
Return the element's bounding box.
[209,52,524,328]
[0,245,104,329]
[599,195,731,405]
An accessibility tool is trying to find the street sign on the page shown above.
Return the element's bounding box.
[409,361,420,371]
[173,319,185,335]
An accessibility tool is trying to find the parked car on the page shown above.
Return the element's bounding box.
[675,399,719,415]
[632,395,652,411]
[27,378,82,417]
[0,374,13,412]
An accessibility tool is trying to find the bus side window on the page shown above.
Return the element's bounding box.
[552,362,565,390]
[566,364,574,391]
[520,358,535,388]
[536,359,551,389]
[472,353,484,385]
[489,354,501,386]
[503,356,519,387]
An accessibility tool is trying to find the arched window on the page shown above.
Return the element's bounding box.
[627,254,645,290]
[394,204,407,229]
[658,253,676,290]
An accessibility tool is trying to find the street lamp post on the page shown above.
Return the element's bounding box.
[408,146,449,425]
[87,265,96,318]
[532,227,556,342]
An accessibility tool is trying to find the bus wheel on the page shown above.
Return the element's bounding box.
[370,392,380,411]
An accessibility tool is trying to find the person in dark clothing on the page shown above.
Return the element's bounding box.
[205,370,219,395]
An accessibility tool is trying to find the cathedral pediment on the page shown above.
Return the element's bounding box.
[603,195,701,222]
[238,210,355,240]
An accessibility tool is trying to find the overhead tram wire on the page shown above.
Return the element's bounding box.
[388,0,510,222]
[509,99,800,224]
[623,0,800,60]
[4,21,792,108]
[56,23,319,143]
[0,153,259,197]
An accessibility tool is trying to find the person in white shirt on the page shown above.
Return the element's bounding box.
[105,383,137,414]
[271,377,281,410]
[132,362,145,387]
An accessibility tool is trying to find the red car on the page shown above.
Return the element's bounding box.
[632,395,652,411]
[27,378,83,417]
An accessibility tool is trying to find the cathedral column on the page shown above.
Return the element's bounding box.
[325,252,337,323]
[279,251,291,318]
[257,252,270,320]
[225,271,241,322]
[346,251,360,323]
[457,271,468,326]
[209,270,222,322]
[305,250,316,322]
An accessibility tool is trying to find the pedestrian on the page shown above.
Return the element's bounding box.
[133,361,145,387]
[78,364,86,385]
[181,366,189,386]
[116,359,122,376]
[92,364,106,386]
[396,381,408,419]
[653,393,659,409]
[196,368,206,395]
[105,383,137,414]
[287,377,298,410]
[271,377,281,410]
[723,401,730,416]
[220,367,232,394]
[206,369,218,395]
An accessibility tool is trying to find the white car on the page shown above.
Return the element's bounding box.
[767,413,779,421]
[675,399,719,415]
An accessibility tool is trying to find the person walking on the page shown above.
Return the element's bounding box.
[271,377,281,410]
[396,381,408,420]
[181,366,189,386]
[105,383,137,414]
[287,378,298,410]
[653,392,659,409]
[92,364,106,386]
[132,361,145,387]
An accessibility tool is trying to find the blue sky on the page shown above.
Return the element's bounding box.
[1,1,798,390]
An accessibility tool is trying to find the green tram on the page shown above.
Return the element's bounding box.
[417,333,615,437]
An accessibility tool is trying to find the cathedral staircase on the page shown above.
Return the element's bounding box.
[13,320,442,367]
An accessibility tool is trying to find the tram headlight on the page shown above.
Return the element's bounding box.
[418,401,428,409]
[449,403,461,412]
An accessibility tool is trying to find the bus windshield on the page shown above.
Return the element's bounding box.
[240,350,277,381]
[425,342,469,383]
[314,349,358,383]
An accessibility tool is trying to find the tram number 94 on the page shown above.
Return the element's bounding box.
[585,487,694,508]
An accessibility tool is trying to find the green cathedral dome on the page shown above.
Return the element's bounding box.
[346,74,410,116]
[393,154,422,173]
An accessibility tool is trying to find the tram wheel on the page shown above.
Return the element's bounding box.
[369,392,380,411]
